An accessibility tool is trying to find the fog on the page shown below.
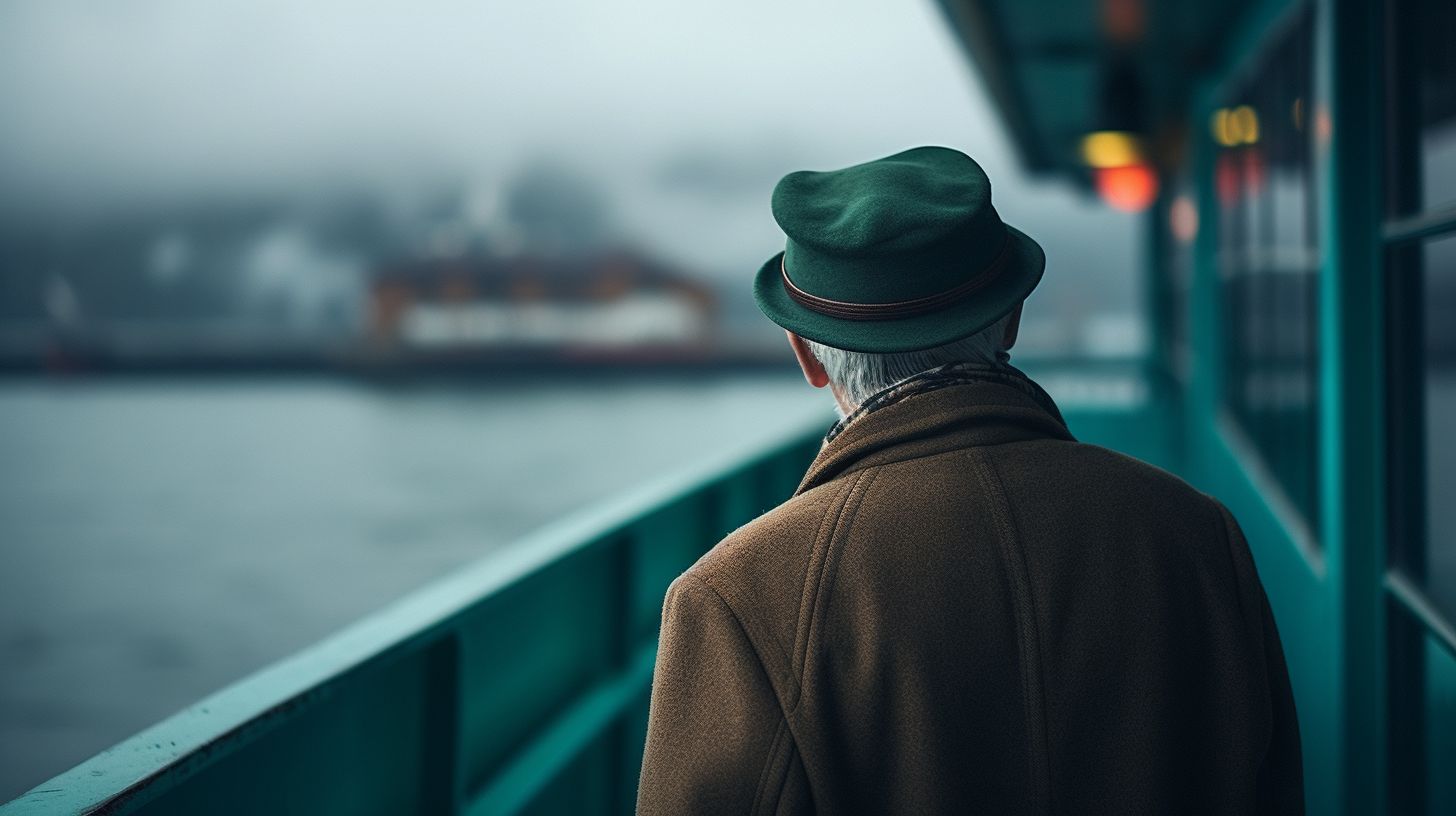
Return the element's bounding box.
[1,0,1133,274]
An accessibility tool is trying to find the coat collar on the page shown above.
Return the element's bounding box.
[795,366,1075,496]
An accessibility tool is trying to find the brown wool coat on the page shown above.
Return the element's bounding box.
[636,380,1303,815]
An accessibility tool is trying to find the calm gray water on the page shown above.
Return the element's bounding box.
[0,374,826,800]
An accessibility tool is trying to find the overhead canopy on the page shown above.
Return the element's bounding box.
[936,0,1251,178]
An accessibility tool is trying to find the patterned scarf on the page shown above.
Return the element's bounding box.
[823,361,1067,445]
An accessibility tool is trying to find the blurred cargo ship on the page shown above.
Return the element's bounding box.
[365,249,722,368]
[0,244,789,375]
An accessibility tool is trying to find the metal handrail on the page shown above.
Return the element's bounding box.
[1,412,831,816]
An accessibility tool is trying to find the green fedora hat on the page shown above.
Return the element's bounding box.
[753,145,1044,354]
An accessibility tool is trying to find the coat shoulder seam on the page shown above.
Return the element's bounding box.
[796,466,881,711]
[679,571,801,815]
[969,449,1054,815]
[747,715,796,816]
[788,472,861,690]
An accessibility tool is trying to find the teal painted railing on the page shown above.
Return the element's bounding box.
[2,366,1174,816]
[0,413,825,816]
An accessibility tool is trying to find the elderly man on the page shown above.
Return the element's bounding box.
[636,146,1303,814]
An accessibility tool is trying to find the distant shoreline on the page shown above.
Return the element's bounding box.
[0,351,797,382]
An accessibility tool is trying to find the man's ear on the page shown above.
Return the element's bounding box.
[786,331,831,388]
[1002,302,1024,350]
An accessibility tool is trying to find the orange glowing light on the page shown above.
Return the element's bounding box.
[1211,109,1236,147]
[1095,163,1159,212]
[1210,105,1261,146]
[1230,105,1259,144]
[1080,131,1145,168]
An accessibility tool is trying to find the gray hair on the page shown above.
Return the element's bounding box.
[804,311,1014,410]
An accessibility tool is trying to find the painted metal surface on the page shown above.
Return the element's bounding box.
[935,0,1254,177]
[1318,1,1386,811]
[1184,1,1454,814]
[945,0,1456,812]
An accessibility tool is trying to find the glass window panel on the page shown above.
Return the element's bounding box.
[1216,7,1320,536]
[1415,0,1456,212]
[1389,0,1456,213]
[1421,233,1456,617]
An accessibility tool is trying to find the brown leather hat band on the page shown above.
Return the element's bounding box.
[780,234,1011,321]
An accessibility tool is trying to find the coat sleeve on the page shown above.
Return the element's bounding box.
[637,572,802,815]
[1253,563,1305,814]
[1215,501,1306,814]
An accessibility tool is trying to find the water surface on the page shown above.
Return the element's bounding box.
[0,373,826,800]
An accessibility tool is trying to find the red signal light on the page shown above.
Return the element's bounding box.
[1094,163,1159,212]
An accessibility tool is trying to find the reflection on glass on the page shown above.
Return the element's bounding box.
[1423,234,1456,617]
[1391,0,1456,213]
[1416,0,1456,211]
[1216,7,1320,535]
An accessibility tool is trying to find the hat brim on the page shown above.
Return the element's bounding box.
[752,224,1046,354]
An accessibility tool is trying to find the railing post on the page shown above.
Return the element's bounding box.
[419,634,463,815]
[1317,0,1386,810]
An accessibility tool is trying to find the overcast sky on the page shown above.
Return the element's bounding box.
[0,0,1135,300]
